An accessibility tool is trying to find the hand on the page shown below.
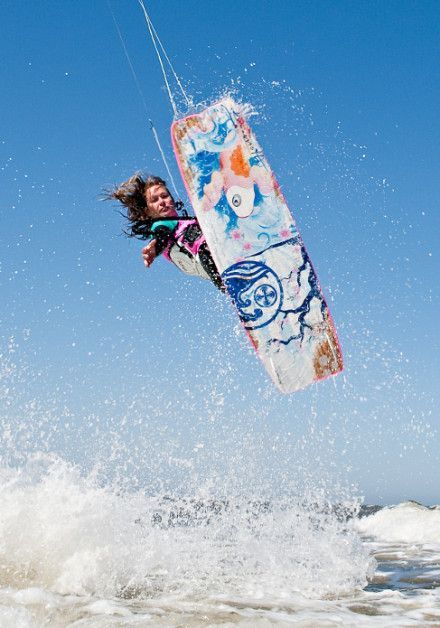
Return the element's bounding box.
[141,239,157,268]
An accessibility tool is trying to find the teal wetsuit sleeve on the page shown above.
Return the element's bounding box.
[150,220,178,233]
[150,220,178,255]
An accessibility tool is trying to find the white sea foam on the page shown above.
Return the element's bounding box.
[1,463,432,628]
[0,454,371,601]
[355,502,440,545]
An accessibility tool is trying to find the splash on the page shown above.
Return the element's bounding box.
[0,341,373,616]
[0,454,371,601]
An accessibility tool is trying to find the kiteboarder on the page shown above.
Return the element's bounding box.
[108,173,224,290]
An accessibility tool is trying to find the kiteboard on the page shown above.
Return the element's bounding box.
[171,97,343,393]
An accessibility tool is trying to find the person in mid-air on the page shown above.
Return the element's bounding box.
[108,173,223,290]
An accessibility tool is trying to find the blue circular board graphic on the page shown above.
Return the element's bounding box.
[221,261,283,330]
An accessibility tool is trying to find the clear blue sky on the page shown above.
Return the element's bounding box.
[1,0,439,504]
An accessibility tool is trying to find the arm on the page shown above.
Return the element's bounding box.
[141,225,174,268]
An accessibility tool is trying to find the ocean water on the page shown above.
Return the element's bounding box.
[0,457,439,627]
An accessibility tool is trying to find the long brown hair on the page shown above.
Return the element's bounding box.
[106,173,184,239]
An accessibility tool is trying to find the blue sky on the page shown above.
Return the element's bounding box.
[1,0,439,504]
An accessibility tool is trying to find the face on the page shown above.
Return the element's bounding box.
[144,184,177,219]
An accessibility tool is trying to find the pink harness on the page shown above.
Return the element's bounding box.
[158,217,222,289]
[161,218,207,262]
